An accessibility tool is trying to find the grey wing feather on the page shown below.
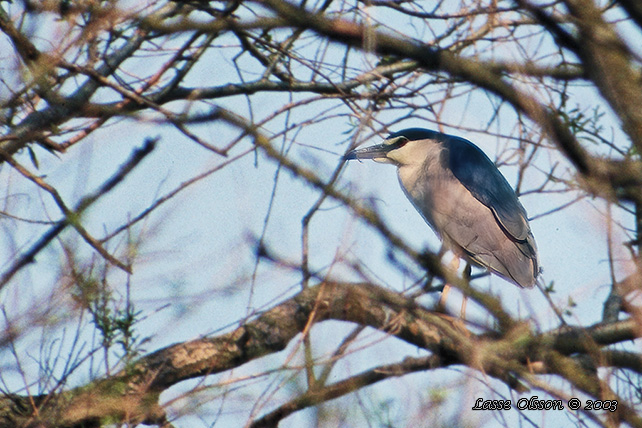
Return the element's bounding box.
[439,135,539,287]
[445,136,531,241]
[428,181,538,288]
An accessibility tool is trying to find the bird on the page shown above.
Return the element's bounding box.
[344,127,540,293]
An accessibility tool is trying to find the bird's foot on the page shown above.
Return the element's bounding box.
[382,309,406,335]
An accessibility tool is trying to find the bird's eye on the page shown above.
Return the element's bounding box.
[396,136,409,147]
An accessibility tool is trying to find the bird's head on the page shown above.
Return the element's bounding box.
[344,128,441,166]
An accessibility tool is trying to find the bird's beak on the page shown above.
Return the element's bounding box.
[344,142,394,163]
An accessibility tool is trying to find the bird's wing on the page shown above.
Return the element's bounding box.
[446,136,531,241]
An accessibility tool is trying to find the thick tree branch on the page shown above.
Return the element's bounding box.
[2,280,639,427]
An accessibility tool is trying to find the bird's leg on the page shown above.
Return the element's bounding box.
[438,284,450,309]
[423,245,447,295]
[438,256,460,309]
[460,263,472,319]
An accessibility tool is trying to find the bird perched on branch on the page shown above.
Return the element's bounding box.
[345,128,539,292]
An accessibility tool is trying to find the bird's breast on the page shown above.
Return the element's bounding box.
[396,156,464,232]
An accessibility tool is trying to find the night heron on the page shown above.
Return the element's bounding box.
[345,128,539,304]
